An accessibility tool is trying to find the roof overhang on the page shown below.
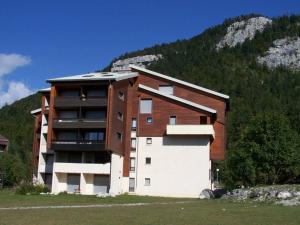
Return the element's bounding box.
[31,108,42,115]
[138,84,217,114]
[46,72,138,83]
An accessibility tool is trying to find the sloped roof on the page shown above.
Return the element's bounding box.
[138,84,217,114]
[130,65,229,100]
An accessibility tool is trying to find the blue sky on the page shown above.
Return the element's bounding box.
[0,0,299,106]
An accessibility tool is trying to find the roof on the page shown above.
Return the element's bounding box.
[130,65,229,100]
[31,108,42,115]
[47,71,138,83]
[38,87,51,93]
[0,134,8,142]
[138,84,217,114]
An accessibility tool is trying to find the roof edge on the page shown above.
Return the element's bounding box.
[130,65,229,100]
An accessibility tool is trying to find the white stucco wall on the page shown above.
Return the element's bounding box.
[52,172,67,194]
[109,153,124,194]
[134,136,211,198]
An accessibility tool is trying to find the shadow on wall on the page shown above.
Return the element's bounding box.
[162,136,209,146]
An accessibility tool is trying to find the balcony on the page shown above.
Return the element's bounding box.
[53,118,106,129]
[53,162,110,174]
[54,97,107,108]
[51,140,106,152]
[166,125,215,138]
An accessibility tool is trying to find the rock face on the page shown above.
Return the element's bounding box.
[217,17,272,49]
[257,37,300,70]
[111,54,163,71]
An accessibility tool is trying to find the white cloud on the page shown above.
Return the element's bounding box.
[0,81,33,107]
[0,53,33,108]
[0,53,31,77]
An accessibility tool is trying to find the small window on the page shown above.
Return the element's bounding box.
[159,85,173,95]
[140,99,152,114]
[169,116,176,125]
[131,138,136,150]
[130,157,136,172]
[117,132,122,141]
[117,112,123,121]
[200,116,208,124]
[146,117,153,123]
[146,138,152,145]
[131,118,137,131]
[145,157,151,165]
[145,178,151,186]
[118,91,124,101]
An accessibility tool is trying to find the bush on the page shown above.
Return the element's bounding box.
[15,182,49,195]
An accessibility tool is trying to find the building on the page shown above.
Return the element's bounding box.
[31,65,229,197]
[0,134,9,152]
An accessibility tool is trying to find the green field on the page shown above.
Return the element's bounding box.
[0,189,299,225]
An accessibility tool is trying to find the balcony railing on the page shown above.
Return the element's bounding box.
[54,96,107,108]
[53,118,106,129]
[51,140,106,152]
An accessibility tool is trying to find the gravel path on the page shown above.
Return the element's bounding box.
[0,201,191,211]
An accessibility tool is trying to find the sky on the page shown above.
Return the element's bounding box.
[0,0,299,107]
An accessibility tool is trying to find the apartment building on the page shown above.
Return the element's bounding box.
[31,65,229,197]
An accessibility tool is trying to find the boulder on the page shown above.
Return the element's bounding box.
[199,189,214,199]
[277,191,292,199]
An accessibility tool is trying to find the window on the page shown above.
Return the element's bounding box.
[69,152,82,163]
[86,89,106,97]
[85,110,106,120]
[118,91,124,101]
[159,85,174,95]
[59,111,77,119]
[117,132,122,141]
[200,116,208,124]
[131,138,136,150]
[140,99,152,114]
[59,90,79,97]
[145,157,151,165]
[146,117,153,123]
[146,138,152,145]
[129,178,135,192]
[57,131,77,141]
[145,178,151,186]
[84,131,105,141]
[131,118,137,131]
[130,157,136,171]
[117,112,123,121]
[84,153,94,163]
[169,116,176,125]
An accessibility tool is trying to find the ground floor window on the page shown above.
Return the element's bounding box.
[129,178,135,192]
[145,178,151,186]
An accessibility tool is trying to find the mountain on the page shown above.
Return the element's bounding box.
[1,14,300,182]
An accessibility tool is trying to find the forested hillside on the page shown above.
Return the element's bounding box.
[1,14,300,187]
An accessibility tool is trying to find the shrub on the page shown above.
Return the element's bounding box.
[15,182,49,195]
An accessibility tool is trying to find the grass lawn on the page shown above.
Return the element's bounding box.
[0,189,300,225]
